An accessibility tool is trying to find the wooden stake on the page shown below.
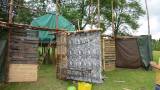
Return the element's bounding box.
[111,0,115,37]
[91,0,93,29]
[97,0,100,29]
[78,19,80,31]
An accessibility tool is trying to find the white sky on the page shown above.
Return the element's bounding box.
[133,0,160,40]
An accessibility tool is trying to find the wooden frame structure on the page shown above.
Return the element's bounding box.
[102,36,116,71]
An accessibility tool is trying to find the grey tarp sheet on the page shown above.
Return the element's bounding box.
[67,31,102,83]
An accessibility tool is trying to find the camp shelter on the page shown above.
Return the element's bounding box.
[31,13,75,43]
[115,35,153,69]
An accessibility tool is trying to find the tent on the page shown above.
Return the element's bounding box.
[31,13,75,42]
[116,35,153,69]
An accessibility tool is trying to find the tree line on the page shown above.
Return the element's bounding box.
[152,39,160,51]
[0,0,145,36]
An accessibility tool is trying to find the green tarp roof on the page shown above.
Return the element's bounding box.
[31,13,75,42]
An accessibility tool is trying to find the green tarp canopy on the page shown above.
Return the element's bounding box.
[31,13,75,42]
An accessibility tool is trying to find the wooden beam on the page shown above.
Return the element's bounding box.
[0,21,67,32]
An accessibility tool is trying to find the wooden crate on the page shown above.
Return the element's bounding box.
[102,37,116,71]
[8,64,38,82]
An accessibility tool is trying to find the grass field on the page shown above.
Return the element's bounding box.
[0,51,159,90]
[153,51,160,62]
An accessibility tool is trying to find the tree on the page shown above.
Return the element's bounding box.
[9,0,145,35]
[0,0,8,21]
[60,0,91,30]
[13,0,48,24]
[152,39,160,51]
[99,0,145,36]
[59,0,145,34]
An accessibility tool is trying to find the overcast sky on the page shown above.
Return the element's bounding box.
[134,0,160,40]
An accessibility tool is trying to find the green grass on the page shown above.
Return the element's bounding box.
[153,51,160,62]
[0,51,160,90]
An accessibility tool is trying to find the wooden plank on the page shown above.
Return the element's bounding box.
[102,38,116,71]
[8,64,38,82]
[10,61,38,64]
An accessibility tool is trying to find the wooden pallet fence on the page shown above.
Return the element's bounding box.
[55,32,68,80]
[8,29,39,82]
[102,37,116,71]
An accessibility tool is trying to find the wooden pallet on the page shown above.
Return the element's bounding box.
[8,64,38,82]
[9,29,39,64]
[102,38,116,71]
[7,29,39,82]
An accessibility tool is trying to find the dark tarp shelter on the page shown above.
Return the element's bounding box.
[116,35,152,69]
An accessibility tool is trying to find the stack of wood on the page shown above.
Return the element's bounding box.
[8,29,39,82]
[102,37,116,71]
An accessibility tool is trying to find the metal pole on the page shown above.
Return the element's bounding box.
[145,0,151,35]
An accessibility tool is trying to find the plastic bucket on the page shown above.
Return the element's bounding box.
[67,86,76,90]
[78,82,92,90]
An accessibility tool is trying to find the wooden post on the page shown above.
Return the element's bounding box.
[145,0,151,35]
[7,0,14,82]
[56,0,60,14]
[97,0,100,29]
[78,19,80,31]
[111,0,115,37]
[102,37,105,71]
[91,0,93,29]
[9,0,13,23]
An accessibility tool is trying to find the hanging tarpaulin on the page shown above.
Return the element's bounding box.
[0,40,7,82]
[116,38,142,69]
[67,31,102,83]
[137,35,153,69]
[31,13,75,42]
